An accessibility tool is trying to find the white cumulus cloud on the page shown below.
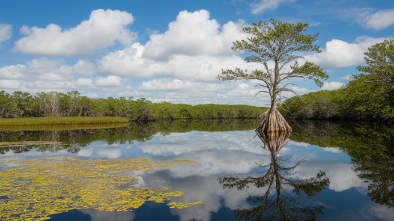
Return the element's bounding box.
[0,58,95,81]
[13,9,135,56]
[140,79,194,91]
[96,75,122,87]
[58,60,96,76]
[0,80,21,89]
[251,0,296,14]
[100,44,250,81]
[76,78,94,88]
[322,82,345,90]
[307,36,389,68]
[143,10,246,60]
[0,24,12,44]
[139,79,224,92]
[0,58,99,95]
[365,9,394,30]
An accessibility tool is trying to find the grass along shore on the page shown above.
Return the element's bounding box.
[0,116,130,126]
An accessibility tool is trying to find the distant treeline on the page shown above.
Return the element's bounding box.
[0,90,266,122]
[280,74,394,122]
[280,39,394,122]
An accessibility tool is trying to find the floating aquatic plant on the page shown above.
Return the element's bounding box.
[0,158,203,220]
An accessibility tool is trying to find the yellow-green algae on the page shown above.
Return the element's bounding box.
[0,158,204,221]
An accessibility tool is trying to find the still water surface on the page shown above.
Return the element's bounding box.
[0,120,393,221]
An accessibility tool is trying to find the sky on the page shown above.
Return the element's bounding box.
[0,0,393,106]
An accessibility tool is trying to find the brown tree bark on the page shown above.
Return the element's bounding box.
[258,106,292,133]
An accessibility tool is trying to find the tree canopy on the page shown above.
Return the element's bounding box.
[0,90,265,121]
[280,39,394,121]
[218,19,327,132]
[357,39,394,87]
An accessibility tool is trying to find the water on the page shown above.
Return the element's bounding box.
[0,120,393,221]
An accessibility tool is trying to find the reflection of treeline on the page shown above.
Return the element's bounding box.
[289,120,394,208]
[0,119,260,154]
[0,90,265,122]
[289,120,394,149]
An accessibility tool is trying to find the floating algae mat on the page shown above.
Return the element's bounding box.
[0,158,203,221]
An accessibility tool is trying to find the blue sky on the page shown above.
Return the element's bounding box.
[0,0,393,106]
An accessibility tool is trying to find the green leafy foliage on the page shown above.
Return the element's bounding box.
[280,90,342,119]
[339,75,393,119]
[281,74,394,121]
[0,90,265,122]
[357,39,394,87]
[280,40,394,121]
[218,19,327,109]
[0,117,129,127]
[152,103,265,120]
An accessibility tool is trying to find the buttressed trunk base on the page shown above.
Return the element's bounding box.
[258,108,292,133]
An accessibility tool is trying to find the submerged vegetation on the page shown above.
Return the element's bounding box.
[0,158,203,220]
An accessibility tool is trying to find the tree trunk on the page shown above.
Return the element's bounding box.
[258,106,292,133]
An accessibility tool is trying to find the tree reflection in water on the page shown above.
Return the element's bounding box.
[289,120,394,209]
[218,130,329,221]
[0,119,259,155]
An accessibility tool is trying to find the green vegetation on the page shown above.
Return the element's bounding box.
[0,116,130,126]
[0,90,265,123]
[218,19,327,132]
[281,79,394,121]
[152,103,265,121]
[280,40,394,122]
[0,123,131,132]
[0,141,63,147]
[357,39,394,87]
[0,158,203,220]
[280,90,342,119]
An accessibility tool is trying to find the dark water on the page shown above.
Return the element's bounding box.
[0,120,393,221]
